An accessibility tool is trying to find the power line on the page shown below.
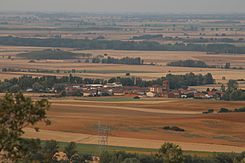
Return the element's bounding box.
[97,121,110,154]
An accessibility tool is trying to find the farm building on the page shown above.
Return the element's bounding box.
[146,91,156,97]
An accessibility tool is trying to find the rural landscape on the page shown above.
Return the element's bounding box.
[0,1,245,162]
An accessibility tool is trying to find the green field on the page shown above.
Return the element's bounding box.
[57,141,215,157]
[58,142,156,155]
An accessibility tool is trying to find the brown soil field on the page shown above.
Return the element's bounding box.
[23,97,245,152]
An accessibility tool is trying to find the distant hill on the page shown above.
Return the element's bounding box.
[17,49,91,60]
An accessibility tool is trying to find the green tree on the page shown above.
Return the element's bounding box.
[122,158,141,163]
[221,84,226,92]
[19,138,43,162]
[32,82,44,92]
[222,80,245,101]
[100,151,112,163]
[224,62,231,69]
[42,140,59,162]
[205,73,215,84]
[227,80,238,91]
[8,84,21,93]
[214,153,237,163]
[70,153,85,163]
[0,93,50,161]
[158,142,184,163]
[64,142,77,159]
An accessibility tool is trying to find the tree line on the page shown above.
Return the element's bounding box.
[0,75,93,93]
[218,107,245,113]
[17,49,92,60]
[1,36,245,54]
[108,73,214,89]
[222,80,245,101]
[167,60,209,68]
[99,146,245,163]
[131,34,163,40]
[167,60,244,70]
[0,73,215,93]
[164,73,215,89]
[92,56,144,65]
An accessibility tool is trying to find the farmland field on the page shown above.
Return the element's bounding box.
[79,50,245,68]
[1,12,245,156]
[22,97,245,153]
[0,47,245,85]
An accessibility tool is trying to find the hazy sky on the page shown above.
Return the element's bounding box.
[1,0,245,13]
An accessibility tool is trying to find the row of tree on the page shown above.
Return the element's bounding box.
[1,36,245,54]
[12,140,92,163]
[100,145,245,163]
[167,60,209,68]
[167,60,235,70]
[218,107,245,113]
[108,73,214,89]
[3,139,245,163]
[92,56,144,65]
[17,49,92,60]
[131,34,163,40]
[222,80,245,101]
[164,73,215,89]
[0,75,88,93]
[187,37,245,43]
[0,73,215,93]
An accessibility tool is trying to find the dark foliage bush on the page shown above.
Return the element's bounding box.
[163,126,185,132]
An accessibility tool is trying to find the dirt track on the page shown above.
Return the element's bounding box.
[23,128,245,153]
[52,103,201,115]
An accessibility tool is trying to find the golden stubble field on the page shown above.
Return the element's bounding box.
[0,47,244,95]
[0,58,244,84]
[23,97,245,152]
[1,15,245,153]
[0,47,244,85]
[79,50,245,67]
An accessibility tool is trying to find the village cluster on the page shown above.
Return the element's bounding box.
[62,80,224,99]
